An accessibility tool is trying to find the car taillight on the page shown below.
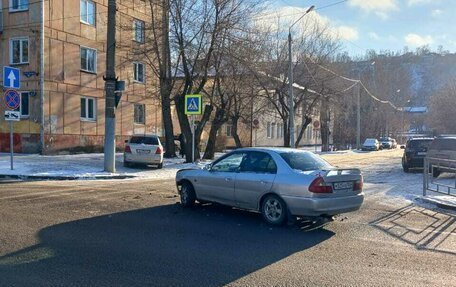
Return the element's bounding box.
[354,176,363,191]
[125,145,131,153]
[155,146,162,154]
[309,177,333,193]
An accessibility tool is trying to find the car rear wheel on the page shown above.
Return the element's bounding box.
[261,194,287,226]
[403,164,409,173]
[124,161,133,168]
[180,181,196,207]
[157,162,163,169]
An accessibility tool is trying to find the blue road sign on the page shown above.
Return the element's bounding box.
[4,89,21,110]
[185,94,202,115]
[3,66,21,89]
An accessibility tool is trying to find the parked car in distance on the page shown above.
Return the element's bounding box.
[380,137,397,149]
[426,136,456,177]
[176,148,364,226]
[401,137,434,172]
[362,138,381,151]
[124,135,164,168]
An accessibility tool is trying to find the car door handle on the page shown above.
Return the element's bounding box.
[225,177,232,182]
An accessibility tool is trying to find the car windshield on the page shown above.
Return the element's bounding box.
[380,137,389,141]
[364,139,376,145]
[130,136,159,145]
[408,140,433,149]
[279,152,332,172]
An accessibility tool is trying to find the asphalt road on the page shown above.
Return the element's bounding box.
[0,151,455,286]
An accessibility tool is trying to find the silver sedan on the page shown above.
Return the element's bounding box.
[176,148,364,226]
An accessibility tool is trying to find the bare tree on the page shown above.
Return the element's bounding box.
[428,81,456,134]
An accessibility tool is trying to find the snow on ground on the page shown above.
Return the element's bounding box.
[0,149,454,209]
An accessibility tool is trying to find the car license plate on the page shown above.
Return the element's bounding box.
[417,152,426,156]
[137,149,150,154]
[333,181,354,190]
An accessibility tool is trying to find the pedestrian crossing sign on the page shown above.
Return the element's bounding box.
[185,94,202,115]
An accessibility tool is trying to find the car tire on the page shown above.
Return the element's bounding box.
[157,162,163,169]
[432,168,441,178]
[180,181,196,207]
[124,161,132,168]
[261,194,287,226]
[403,164,409,173]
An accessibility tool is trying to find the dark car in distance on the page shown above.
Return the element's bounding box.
[401,138,434,172]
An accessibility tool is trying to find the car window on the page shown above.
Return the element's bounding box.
[211,152,245,172]
[130,136,159,145]
[240,151,277,174]
[364,139,376,145]
[408,140,433,149]
[429,138,456,151]
[279,152,332,172]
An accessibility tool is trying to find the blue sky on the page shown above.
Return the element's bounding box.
[270,0,456,56]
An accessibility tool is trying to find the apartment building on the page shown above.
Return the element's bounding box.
[0,0,162,153]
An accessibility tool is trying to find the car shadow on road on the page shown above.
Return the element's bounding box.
[370,204,456,256]
[0,203,334,286]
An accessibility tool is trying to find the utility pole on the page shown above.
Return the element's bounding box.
[287,5,314,148]
[356,80,361,150]
[104,0,117,172]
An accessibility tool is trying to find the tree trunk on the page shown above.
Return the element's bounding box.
[203,108,225,159]
[231,116,242,148]
[295,115,312,147]
[175,94,195,163]
[283,120,290,147]
[320,97,331,152]
[161,79,176,158]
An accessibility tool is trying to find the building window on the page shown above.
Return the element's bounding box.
[271,123,276,139]
[266,122,271,138]
[133,62,145,83]
[133,19,145,43]
[9,38,28,64]
[80,47,97,73]
[226,124,233,137]
[134,104,145,124]
[81,97,96,121]
[80,0,96,26]
[14,92,29,117]
[277,123,283,139]
[9,0,28,12]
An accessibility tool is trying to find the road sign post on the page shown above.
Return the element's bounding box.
[4,87,21,170]
[185,95,202,163]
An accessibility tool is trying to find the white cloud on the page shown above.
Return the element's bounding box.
[368,32,380,40]
[348,0,398,17]
[333,26,359,41]
[431,9,443,17]
[405,33,434,46]
[254,7,358,41]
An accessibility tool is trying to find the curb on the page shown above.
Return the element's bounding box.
[0,174,136,181]
[419,196,456,211]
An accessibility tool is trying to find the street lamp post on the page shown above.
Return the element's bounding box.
[356,61,376,150]
[288,5,314,148]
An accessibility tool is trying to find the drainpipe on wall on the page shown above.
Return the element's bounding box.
[40,0,45,154]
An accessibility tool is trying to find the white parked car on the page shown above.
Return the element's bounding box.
[362,138,381,151]
[123,135,164,168]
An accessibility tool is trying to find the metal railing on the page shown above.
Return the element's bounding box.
[423,157,456,197]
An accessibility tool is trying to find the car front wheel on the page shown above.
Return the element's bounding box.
[180,181,196,207]
[261,194,287,226]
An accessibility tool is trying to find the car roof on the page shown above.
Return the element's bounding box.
[130,134,159,138]
[409,137,434,141]
[233,147,313,154]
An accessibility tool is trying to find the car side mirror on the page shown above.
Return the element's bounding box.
[400,145,405,149]
[204,164,212,171]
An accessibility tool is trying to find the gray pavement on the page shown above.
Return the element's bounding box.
[0,178,455,286]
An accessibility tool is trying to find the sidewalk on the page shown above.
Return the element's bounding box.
[0,153,198,181]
